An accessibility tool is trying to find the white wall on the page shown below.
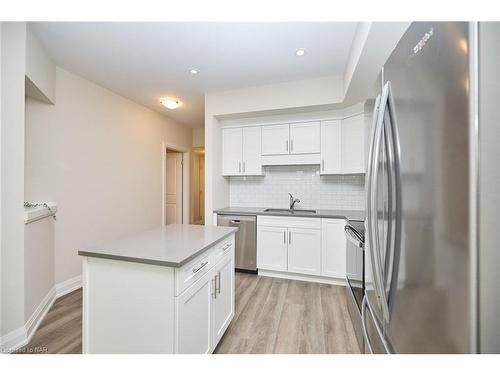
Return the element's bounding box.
[24,217,54,322]
[205,75,344,225]
[342,22,410,105]
[25,25,56,104]
[25,67,192,285]
[479,22,500,353]
[1,22,27,337]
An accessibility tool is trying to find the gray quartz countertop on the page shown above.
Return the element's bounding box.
[78,224,238,267]
[213,207,365,221]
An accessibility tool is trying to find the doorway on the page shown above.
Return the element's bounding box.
[165,149,183,224]
[191,148,205,225]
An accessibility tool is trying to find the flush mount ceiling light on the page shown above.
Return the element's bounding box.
[295,48,306,57]
[160,98,182,110]
[189,68,199,75]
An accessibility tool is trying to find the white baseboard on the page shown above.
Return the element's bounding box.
[55,275,82,298]
[25,287,56,341]
[258,269,346,286]
[0,287,56,353]
[0,275,82,353]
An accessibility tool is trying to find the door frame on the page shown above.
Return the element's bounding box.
[162,141,190,226]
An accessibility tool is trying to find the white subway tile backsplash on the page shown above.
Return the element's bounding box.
[229,165,365,210]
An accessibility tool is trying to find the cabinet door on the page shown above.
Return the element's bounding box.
[321,219,346,278]
[287,228,321,275]
[212,253,235,347]
[176,271,212,353]
[320,120,342,174]
[242,127,262,175]
[341,114,366,173]
[257,225,288,271]
[289,122,320,154]
[261,124,290,155]
[222,128,242,176]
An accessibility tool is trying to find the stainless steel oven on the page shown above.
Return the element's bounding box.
[345,220,365,351]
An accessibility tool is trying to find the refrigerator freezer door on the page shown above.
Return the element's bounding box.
[382,22,471,353]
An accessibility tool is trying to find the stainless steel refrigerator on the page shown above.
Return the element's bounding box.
[362,22,485,353]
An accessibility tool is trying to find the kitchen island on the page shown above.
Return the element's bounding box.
[78,224,237,354]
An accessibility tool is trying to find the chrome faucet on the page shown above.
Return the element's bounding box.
[288,193,301,210]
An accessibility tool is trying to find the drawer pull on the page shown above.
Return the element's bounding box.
[216,271,221,295]
[222,243,232,251]
[192,261,208,274]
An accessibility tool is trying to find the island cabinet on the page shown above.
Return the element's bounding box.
[80,225,236,354]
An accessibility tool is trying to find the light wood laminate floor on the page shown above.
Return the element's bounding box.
[19,273,359,354]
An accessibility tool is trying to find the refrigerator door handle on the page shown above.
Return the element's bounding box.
[382,81,403,319]
[369,93,389,317]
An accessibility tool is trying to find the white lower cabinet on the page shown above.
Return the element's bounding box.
[257,225,288,271]
[175,245,235,353]
[257,216,347,281]
[212,253,235,346]
[321,219,347,278]
[287,228,321,275]
[176,270,213,354]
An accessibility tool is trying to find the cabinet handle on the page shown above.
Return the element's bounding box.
[192,261,208,274]
[289,231,291,244]
[243,161,245,173]
[283,231,286,244]
[291,139,294,153]
[216,271,221,295]
[239,162,241,173]
[212,277,217,299]
[286,140,289,153]
[322,159,325,172]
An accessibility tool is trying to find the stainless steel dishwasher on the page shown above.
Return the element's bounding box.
[217,214,257,273]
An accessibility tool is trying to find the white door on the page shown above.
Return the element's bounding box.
[165,151,183,224]
[257,225,288,271]
[321,219,346,278]
[212,254,235,347]
[241,126,262,175]
[287,228,321,275]
[320,120,342,174]
[261,124,290,155]
[176,271,212,354]
[289,122,320,154]
[341,114,366,173]
[222,128,242,175]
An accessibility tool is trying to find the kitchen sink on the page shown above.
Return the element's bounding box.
[263,208,317,214]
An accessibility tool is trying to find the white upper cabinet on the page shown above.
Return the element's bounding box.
[320,114,366,175]
[320,120,342,174]
[222,128,243,175]
[289,122,320,154]
[341,114,366,174]
[261,124,290,155]
[241,127,262,175]
[222,126,262,176]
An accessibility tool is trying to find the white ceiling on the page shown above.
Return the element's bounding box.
[31,22,358,128]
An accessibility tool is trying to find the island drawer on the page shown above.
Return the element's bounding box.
[175,251,212,296]
[211,236,234,266]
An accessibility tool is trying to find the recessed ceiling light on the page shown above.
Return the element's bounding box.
[189,69,199,75]
[160,98,182,110]
[295,48,306,57]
